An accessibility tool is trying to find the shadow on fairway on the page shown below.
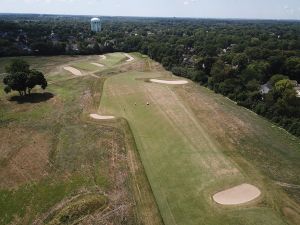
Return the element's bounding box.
[9,92,54,104]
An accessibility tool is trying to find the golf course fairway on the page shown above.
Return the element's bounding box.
[99,54,290,225]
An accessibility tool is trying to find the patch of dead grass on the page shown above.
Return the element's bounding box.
[0,129,52,189]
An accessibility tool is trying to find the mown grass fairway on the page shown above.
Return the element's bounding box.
[100,54,300,225]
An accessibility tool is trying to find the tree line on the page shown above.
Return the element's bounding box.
[0,15,299,136]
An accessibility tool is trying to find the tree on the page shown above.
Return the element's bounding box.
[247,61,270,83]
[240,67,260,84]
[270,79,298,116]
[3,60,47,96]
[285,57,300,82]
[268,55,285,75]
[210,61,225,83]
[274,79,294,95]
[26,70,48,95]
[269,74,289,86]
[232,53,248,70]
[3,72,28,96]
[5,59,30,74]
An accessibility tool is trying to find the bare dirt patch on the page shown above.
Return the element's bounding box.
[64,67,82,76]
[0,130,51,188]
[150,79,188,85]
[213,183,261,205]
[90,114,115,120]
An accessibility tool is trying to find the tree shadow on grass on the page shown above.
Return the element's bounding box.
[9,92,54,104]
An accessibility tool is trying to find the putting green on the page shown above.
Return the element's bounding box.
[99,56,286,225]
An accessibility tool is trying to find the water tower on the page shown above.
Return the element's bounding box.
[91,18,101,32]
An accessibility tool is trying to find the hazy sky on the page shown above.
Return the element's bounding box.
[0,0,300,20]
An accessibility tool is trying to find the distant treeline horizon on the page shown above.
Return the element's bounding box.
[0,14,299,136]
[1,13,300,22]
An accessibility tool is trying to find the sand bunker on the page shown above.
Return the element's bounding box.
[90,114,115,120]
[64,67,82,76]
[100,55,107,60]
[124,53,134,62]
[150,79,188,85]
[91,63,104,67]
[213,183,261,205]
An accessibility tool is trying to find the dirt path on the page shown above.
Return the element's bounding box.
[63,66,82,76]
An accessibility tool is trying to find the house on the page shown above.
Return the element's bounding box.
[260,83,271,94]
[295,87,300,98]
[291,80,298,87]
[260,80,300,97]
[291,80,300,98]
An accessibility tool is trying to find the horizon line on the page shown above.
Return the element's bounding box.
[0,12,299,22]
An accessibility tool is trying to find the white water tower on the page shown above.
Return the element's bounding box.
[91,18,101,32]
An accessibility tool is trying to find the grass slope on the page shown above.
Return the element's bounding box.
[100,54,300,225]
[0,54,162,225]
[1,52,299,225]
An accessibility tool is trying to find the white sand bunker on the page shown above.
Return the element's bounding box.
[150,79,188,85]
[100,55,107,60]
[91,63,104,67]
[90,114,115,120]
[213,183,261,205]
[124,53,134,62]
[64,67,82,76]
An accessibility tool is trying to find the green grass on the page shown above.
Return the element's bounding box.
[0,73,111,223]
[99,52,127,67]
[1,53,299,225]
[71,61,100,71]
[99,56,299,224]
[0,175,93,225]
[0,56,81,74]
[0,53,146,225]
[188,85,300,192]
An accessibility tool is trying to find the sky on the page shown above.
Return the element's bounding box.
[0,0,300,20]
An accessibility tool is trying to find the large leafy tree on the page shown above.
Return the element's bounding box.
[270,79,299,116]
[5,59,30,74]
[3,59,47,96]
[285,57,300,82]
[232,53,249,70]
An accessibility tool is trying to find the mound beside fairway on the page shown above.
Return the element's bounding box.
[150,79,188,85]
[64,66,82,76]
[213,184,261,205]
[90,113,115,120]
[91,63,104,67]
